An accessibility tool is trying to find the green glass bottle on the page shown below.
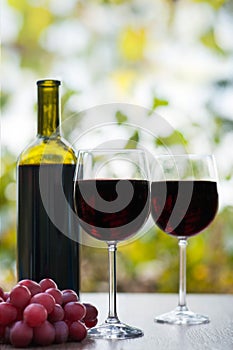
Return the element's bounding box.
[17,80,79,293]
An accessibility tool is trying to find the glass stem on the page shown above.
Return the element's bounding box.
[106,243,119,323]
[178,238,188,310]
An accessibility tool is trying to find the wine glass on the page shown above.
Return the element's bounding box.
[151,154,218,325]
[73,149,150,338]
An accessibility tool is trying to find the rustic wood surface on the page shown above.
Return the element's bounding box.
[1,293,233,350]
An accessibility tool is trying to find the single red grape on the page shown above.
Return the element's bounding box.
[33,320,55,346]
[69,321,87,342]
[64,302,86,322]
[83,303,98,321]
[84,318,98,328]
[18,280,42,296]
[23,303,47,327]
[9,284,31,309]
[48,304,64,323]
[31,292,55,314]
[10,320,33,347]
[39,278,57,292]
[0,302,17,326]
[46,288,63,305]
[62,290,79,305]
[53,321,69,344]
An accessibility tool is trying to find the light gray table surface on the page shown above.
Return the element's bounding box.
[1,293,233,350]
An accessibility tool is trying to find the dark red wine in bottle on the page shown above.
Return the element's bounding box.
[17,80,80,293]
[151,180,218,237]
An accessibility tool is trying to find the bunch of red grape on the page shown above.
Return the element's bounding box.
[0,278,98,347]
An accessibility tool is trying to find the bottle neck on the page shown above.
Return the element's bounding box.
[37,80,61,138]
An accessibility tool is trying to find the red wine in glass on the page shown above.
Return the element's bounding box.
[74,179,149,242]
[151,180,218,238]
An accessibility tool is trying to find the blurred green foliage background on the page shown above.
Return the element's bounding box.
[1,0,233,293]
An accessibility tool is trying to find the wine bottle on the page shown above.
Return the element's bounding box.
[17,79,80,293]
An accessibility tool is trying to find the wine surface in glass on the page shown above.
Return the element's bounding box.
[151,180,218,237]
[74,179,149,241]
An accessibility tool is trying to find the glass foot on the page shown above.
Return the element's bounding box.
[87,321,143,339]
[155,306,210,325]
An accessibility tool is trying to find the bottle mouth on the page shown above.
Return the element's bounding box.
[37,79,61,87]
